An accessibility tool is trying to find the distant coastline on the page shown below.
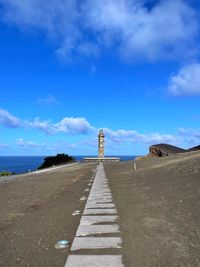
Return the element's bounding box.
[0,155,137,174]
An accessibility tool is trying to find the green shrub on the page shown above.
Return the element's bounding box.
[38,153,75,170]
[0,171,13,176]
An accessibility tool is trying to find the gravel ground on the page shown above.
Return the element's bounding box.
[1,151,200,267]
[104,151,200,267]
[0,162,98,267]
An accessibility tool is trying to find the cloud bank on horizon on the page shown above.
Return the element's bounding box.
[0,108,199,152]
[0,0,200,96]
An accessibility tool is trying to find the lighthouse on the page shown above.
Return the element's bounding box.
[98,129,104,158]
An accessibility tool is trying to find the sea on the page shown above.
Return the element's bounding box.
[0,155,137,174]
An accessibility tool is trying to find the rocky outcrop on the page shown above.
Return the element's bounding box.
[138,143,200,159]
[148,144,186,158]
[188,145,200,152]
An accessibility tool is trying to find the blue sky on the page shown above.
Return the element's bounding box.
[0,0,200,156]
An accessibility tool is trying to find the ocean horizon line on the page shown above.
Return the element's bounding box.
[0,155,139,175]
[0,154,139,157]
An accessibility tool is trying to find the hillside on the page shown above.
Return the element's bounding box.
[188,145,200,152]
[148,143,186,157]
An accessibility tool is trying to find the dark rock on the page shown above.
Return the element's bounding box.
[148,144,186,158]
[187,145,200,152]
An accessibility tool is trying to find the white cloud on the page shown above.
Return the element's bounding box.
[168,63,200,96]
[26,117,53,134]
[0,0,198,62]
[0,108,21,128]
[0,0,82,59]
[17,138,38,148]
[37,95,60,105]
[26,116,94,135]
[53,117,94,134]
[84,0,198,61]
[178,128,200,146]
[103,128,177,145]
[0,108,94,135]
[1,108,200,149]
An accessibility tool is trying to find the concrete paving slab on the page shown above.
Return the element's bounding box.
[83,208,117,215]
[88,199,113,203]
[65,255,125,267]
[71,237,122,250]
[76,224,120,236]
[88,197,113,201]
[80,215,119,225]
[86,203,115,209]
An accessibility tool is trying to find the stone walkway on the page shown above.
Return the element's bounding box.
[65,162,125,267]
